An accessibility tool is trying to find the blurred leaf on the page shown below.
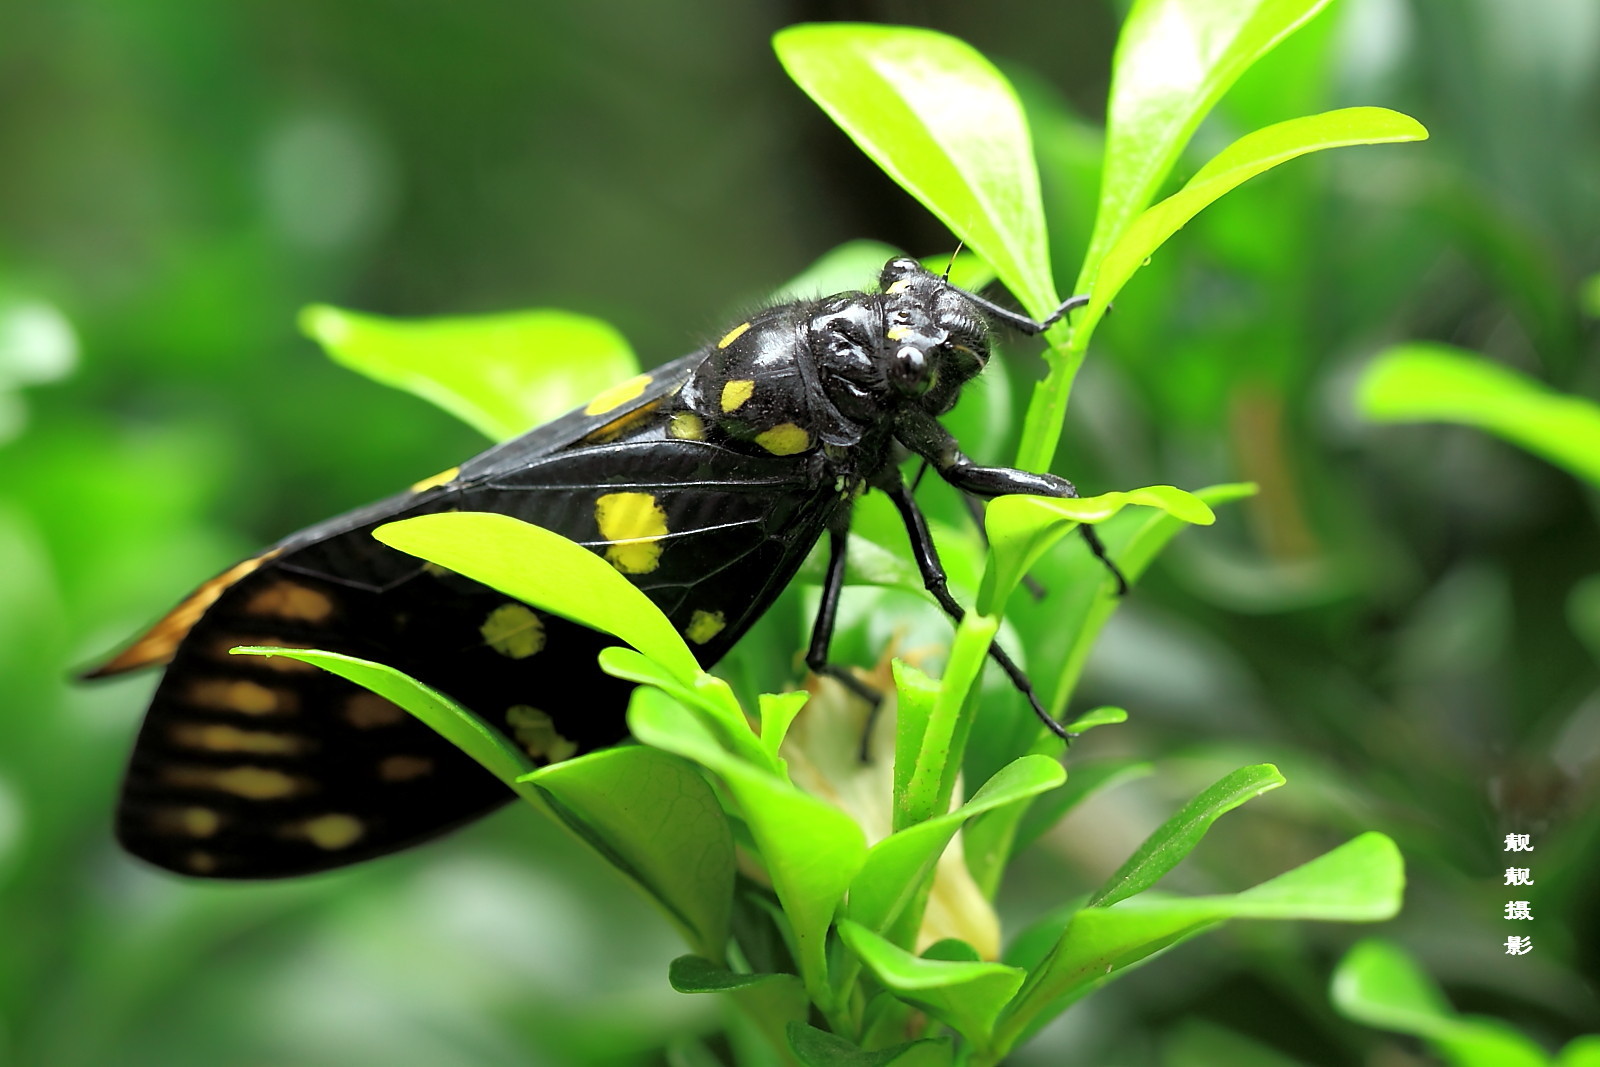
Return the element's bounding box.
[374,511,702,684]
[1079,0,1334,292]
[785,1023,952,1067]
[838,920,1025,1047]
[1012,757,1154,856]
[1581,274,1600,319]
[1043,481,1255,718]
[1560,1037,1600,1067]
[1162,1018,1311,1067]
[1357,342,1600,489]
[1089,764,1286,907]
[848,755,1064,938]
[774,240,903,301]
[978,485,1215,615]
[1568,576,1600,663]
[300,304,637,442]
[774,24,1055,316]
[1331,939,1552,1067]
[998,833,1404,1054]
[957,757,1071,901]
[1064,706,1128,732]
[525,746,735,958]
[229,646,536,790]
[1082,108,1428,329]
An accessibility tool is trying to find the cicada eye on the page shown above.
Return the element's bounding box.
[889,345,933,396]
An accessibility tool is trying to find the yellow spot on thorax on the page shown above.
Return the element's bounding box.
[885,279,912,295]
[185,678,292,715]
[410,466,459,493]
[584,373,652,416]
[685,609,726,644]
[170,722,304,755]
[246,581,334,622]
[594,492,669,574]
[886,325,911,341]
[669,411,705,440]
[506,705,578,763]
[378,755,433,781]
[299,813,365,850]
[717,321,752,349]
[720,379,755,413]
[755,422,811,456]
[163,765,303,800]
[480,603,546,658]
[344,692,406,728]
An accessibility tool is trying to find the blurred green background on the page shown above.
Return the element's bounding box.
[2,1,1596,1064]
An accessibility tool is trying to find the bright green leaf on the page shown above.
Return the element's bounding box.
[900,615,998,830]
[892,661,942,833]
[759,690,811,760]
[1357,342,1600,490]
[838,920,1025,1047]
[1083,108,1427,330]
[229,646,536,791]
[997,833,1404,1055]
[631,690,866,1015]
[1090,764,1286,907]
[774,24,1055,316]
[978,485,1215,616]
[374,511,703,684]
[1079,0,1335,293]
[849,755,1064,937]
[525,747,734,958]
[300,304,636,442]
[1331,939,1551,1067]
[1559,1036,1600,1067]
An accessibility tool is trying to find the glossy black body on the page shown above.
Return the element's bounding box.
[97,257,1100,878]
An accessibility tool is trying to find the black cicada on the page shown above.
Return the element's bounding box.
[89,256,1121,879]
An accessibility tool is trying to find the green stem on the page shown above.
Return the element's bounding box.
[1012,317,1095,473]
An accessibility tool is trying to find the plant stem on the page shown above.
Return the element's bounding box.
[1013,331,1084,473]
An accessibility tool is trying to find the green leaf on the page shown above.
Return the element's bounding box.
[228,646,536,791]
[759,690,811,760]
[300,304,636,442]
[1569,576,1600,663]
[1082,107,1428,330]
[630,690,866,1016]
[774,24,1055,316]
[891,661,942,833]
[898,614,998,830]
[1357,342,1600,490]
[839,920,1024,1049]
[671,957,810,1066]
[785,1023,952,1067]
[1331,939,1552,1067]
[848,756,1064,938]
[978,486,1216,615]
[524,747,734,958]
[669,955,797,994]
[1079,0,1335,293]
[997,833,1404,1055]
[374,511,703,684]
[1089,764,1286,907]
[1559,1037,1600,1067]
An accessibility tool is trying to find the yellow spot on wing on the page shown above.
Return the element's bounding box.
[685,609,726,644]
[480,603,546,658]
[669,411,705,440]
[717,321,752,349]
[594,492,669,574]
[720,379,755,413]
[186,851,218,874]
[157,806,222,838]
[163,765,304,800]
[506,705,578,763]
[184,678,293,715]
[298,814,365,850]
[246,581,334,622]
[344,692,406,728]
[170,722,304,755]
[410,466,459,493]
[584,373,652,416]
[85,551,280,678]
[378,755,433,781]
[755,422,811,456]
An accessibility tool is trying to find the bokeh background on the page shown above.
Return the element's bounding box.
[2,1,1597,1064]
